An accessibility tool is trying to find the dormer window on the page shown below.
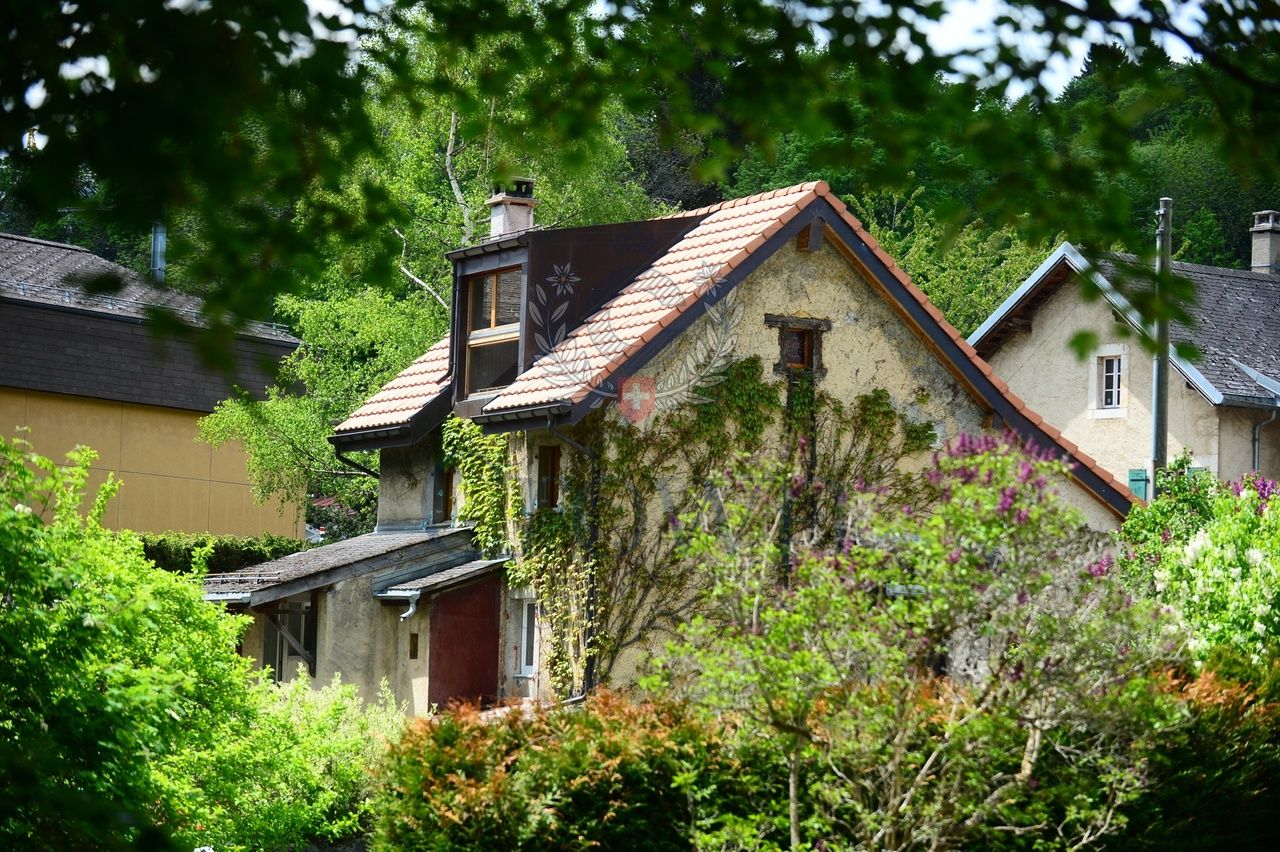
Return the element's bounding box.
[466,268,521,396]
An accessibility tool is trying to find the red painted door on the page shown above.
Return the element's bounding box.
[428,576,501,708]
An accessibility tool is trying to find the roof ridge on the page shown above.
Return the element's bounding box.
[0,232,93,253]
[657,180,828,220]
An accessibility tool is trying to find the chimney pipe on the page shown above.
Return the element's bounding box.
[1250,210,1280,274]
[150,221,166,283]
[1152,198,1172,495]
[485,177,538,239]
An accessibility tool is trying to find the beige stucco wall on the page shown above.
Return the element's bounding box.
[311,578,432,715]
[561,239,1121,688]
[0,386,302,536]
[985,283,1280,486]
[378,437,444,527]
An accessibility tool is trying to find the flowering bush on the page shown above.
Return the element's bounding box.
[1140,480,1280,663]
[651,434,1177,849]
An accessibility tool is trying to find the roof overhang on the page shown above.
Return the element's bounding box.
[329,386,453,452]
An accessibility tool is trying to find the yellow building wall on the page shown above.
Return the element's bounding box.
[0,386,302,536]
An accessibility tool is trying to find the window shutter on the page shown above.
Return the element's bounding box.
[1128,468,1149,500]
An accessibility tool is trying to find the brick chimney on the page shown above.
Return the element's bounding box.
[1250,210,1280,274]
[486,177,538,239]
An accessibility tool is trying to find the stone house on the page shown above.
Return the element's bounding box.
[968,213,1280,498]
[0,233,303,536]
[205,180,1134,714]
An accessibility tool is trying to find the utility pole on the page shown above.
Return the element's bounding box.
[1152,198,1172,496]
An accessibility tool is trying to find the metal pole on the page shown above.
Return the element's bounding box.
[1152,198,1172,495]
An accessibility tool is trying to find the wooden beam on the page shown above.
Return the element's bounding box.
[1008,315,1033,333]
[266,611,315,671]
[797,217,826,252]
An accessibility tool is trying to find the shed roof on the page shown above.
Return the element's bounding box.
[203,526,476,606]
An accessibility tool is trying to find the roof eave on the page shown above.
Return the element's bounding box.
[445,234,529,260]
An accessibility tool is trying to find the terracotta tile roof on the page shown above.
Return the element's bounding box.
[483,183,825,411]
[334,180,1131,515]
[333,335,451,434]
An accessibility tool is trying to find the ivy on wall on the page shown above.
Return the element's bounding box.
[441,416,517,557]
[439,356,938,697]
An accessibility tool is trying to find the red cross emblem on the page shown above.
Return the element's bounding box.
[617,376,656,423]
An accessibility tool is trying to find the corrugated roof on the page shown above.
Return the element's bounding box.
[332,335,452,434]
[0,233,296,344]
[380,558,507,595]
[203,529,455,595]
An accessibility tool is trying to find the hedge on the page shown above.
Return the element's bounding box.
[137,531,306,574]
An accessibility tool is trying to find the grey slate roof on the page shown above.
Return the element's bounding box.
[204,527,477,606]
[1098,256,1280,407]
[970,242,1280,409]
[0,233,296,344]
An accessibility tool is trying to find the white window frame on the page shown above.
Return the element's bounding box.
[1087,343,1127,419]
[519,598,539,678]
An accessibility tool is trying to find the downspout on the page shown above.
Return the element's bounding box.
[547,417,601,696]
[1254,406,1279,472]
[1152,197,1172,496]
[398,591,421,622]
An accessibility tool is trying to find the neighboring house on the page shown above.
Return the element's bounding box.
[205,179,1134,714]
[0,233,303,536]
[969,213,1280,498]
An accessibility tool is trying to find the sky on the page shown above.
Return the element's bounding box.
[926,0,1201,96]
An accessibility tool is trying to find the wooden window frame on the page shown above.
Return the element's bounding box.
[536,444,562,510]
[464,266,522,396]
[1099,355,1122,409]
[764,314,831,379]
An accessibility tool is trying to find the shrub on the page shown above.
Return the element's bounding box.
[1117,660,1280,849]
[0,436,251,849]
[155,674,404,852]
[372,691,747,850]
[653,435,1178,849]
[1120,468,1280,663]
[138,530,306,574]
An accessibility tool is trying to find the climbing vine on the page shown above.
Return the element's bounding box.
[439,357,940,697]
[511,357,938,695]
[441,416,516,556]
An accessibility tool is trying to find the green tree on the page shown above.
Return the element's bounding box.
[0,436,250,848]
[6,2,1280,346]
[200,290,445,535]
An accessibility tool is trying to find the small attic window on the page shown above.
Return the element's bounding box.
[765,314,831,379]
[465,267,521,396]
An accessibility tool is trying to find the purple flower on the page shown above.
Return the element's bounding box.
[997,487,1017,513]
[947,548,962,565]
[1014,508,1029,524]
[1087,553,1114,578]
